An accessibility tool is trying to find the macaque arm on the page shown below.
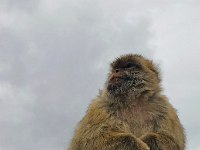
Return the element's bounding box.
[69,131,149,150]
[140,131,180,150]
[68,108,150,150]
[105,132,150,150]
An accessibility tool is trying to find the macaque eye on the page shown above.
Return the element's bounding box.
[126,63,134,68]
[125,62,140,69]
[114,69,120,73]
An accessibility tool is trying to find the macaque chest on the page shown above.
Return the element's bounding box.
[117,106,157,137]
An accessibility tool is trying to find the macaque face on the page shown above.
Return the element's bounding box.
[106,54,160,97]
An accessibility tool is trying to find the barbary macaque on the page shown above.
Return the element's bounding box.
[68,54,185,150]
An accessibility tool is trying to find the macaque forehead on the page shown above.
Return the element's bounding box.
[110,54,144,69]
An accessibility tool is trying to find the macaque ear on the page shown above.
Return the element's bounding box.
[147,61,161,82]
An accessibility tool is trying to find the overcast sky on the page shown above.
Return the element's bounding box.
[0,0,200,150]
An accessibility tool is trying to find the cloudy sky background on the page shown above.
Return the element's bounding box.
[0,0,200,150]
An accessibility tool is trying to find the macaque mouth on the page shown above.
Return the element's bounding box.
[109,76,132,84]
[109,77,123,83]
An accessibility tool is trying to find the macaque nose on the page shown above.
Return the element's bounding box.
[110,69,123,81]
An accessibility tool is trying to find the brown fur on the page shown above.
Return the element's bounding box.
[68,54,185,150]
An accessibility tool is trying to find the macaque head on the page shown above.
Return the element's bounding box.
[105,54,161,99]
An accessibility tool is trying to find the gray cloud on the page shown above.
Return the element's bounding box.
[0,1,154,150]
[0,0,199,150]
